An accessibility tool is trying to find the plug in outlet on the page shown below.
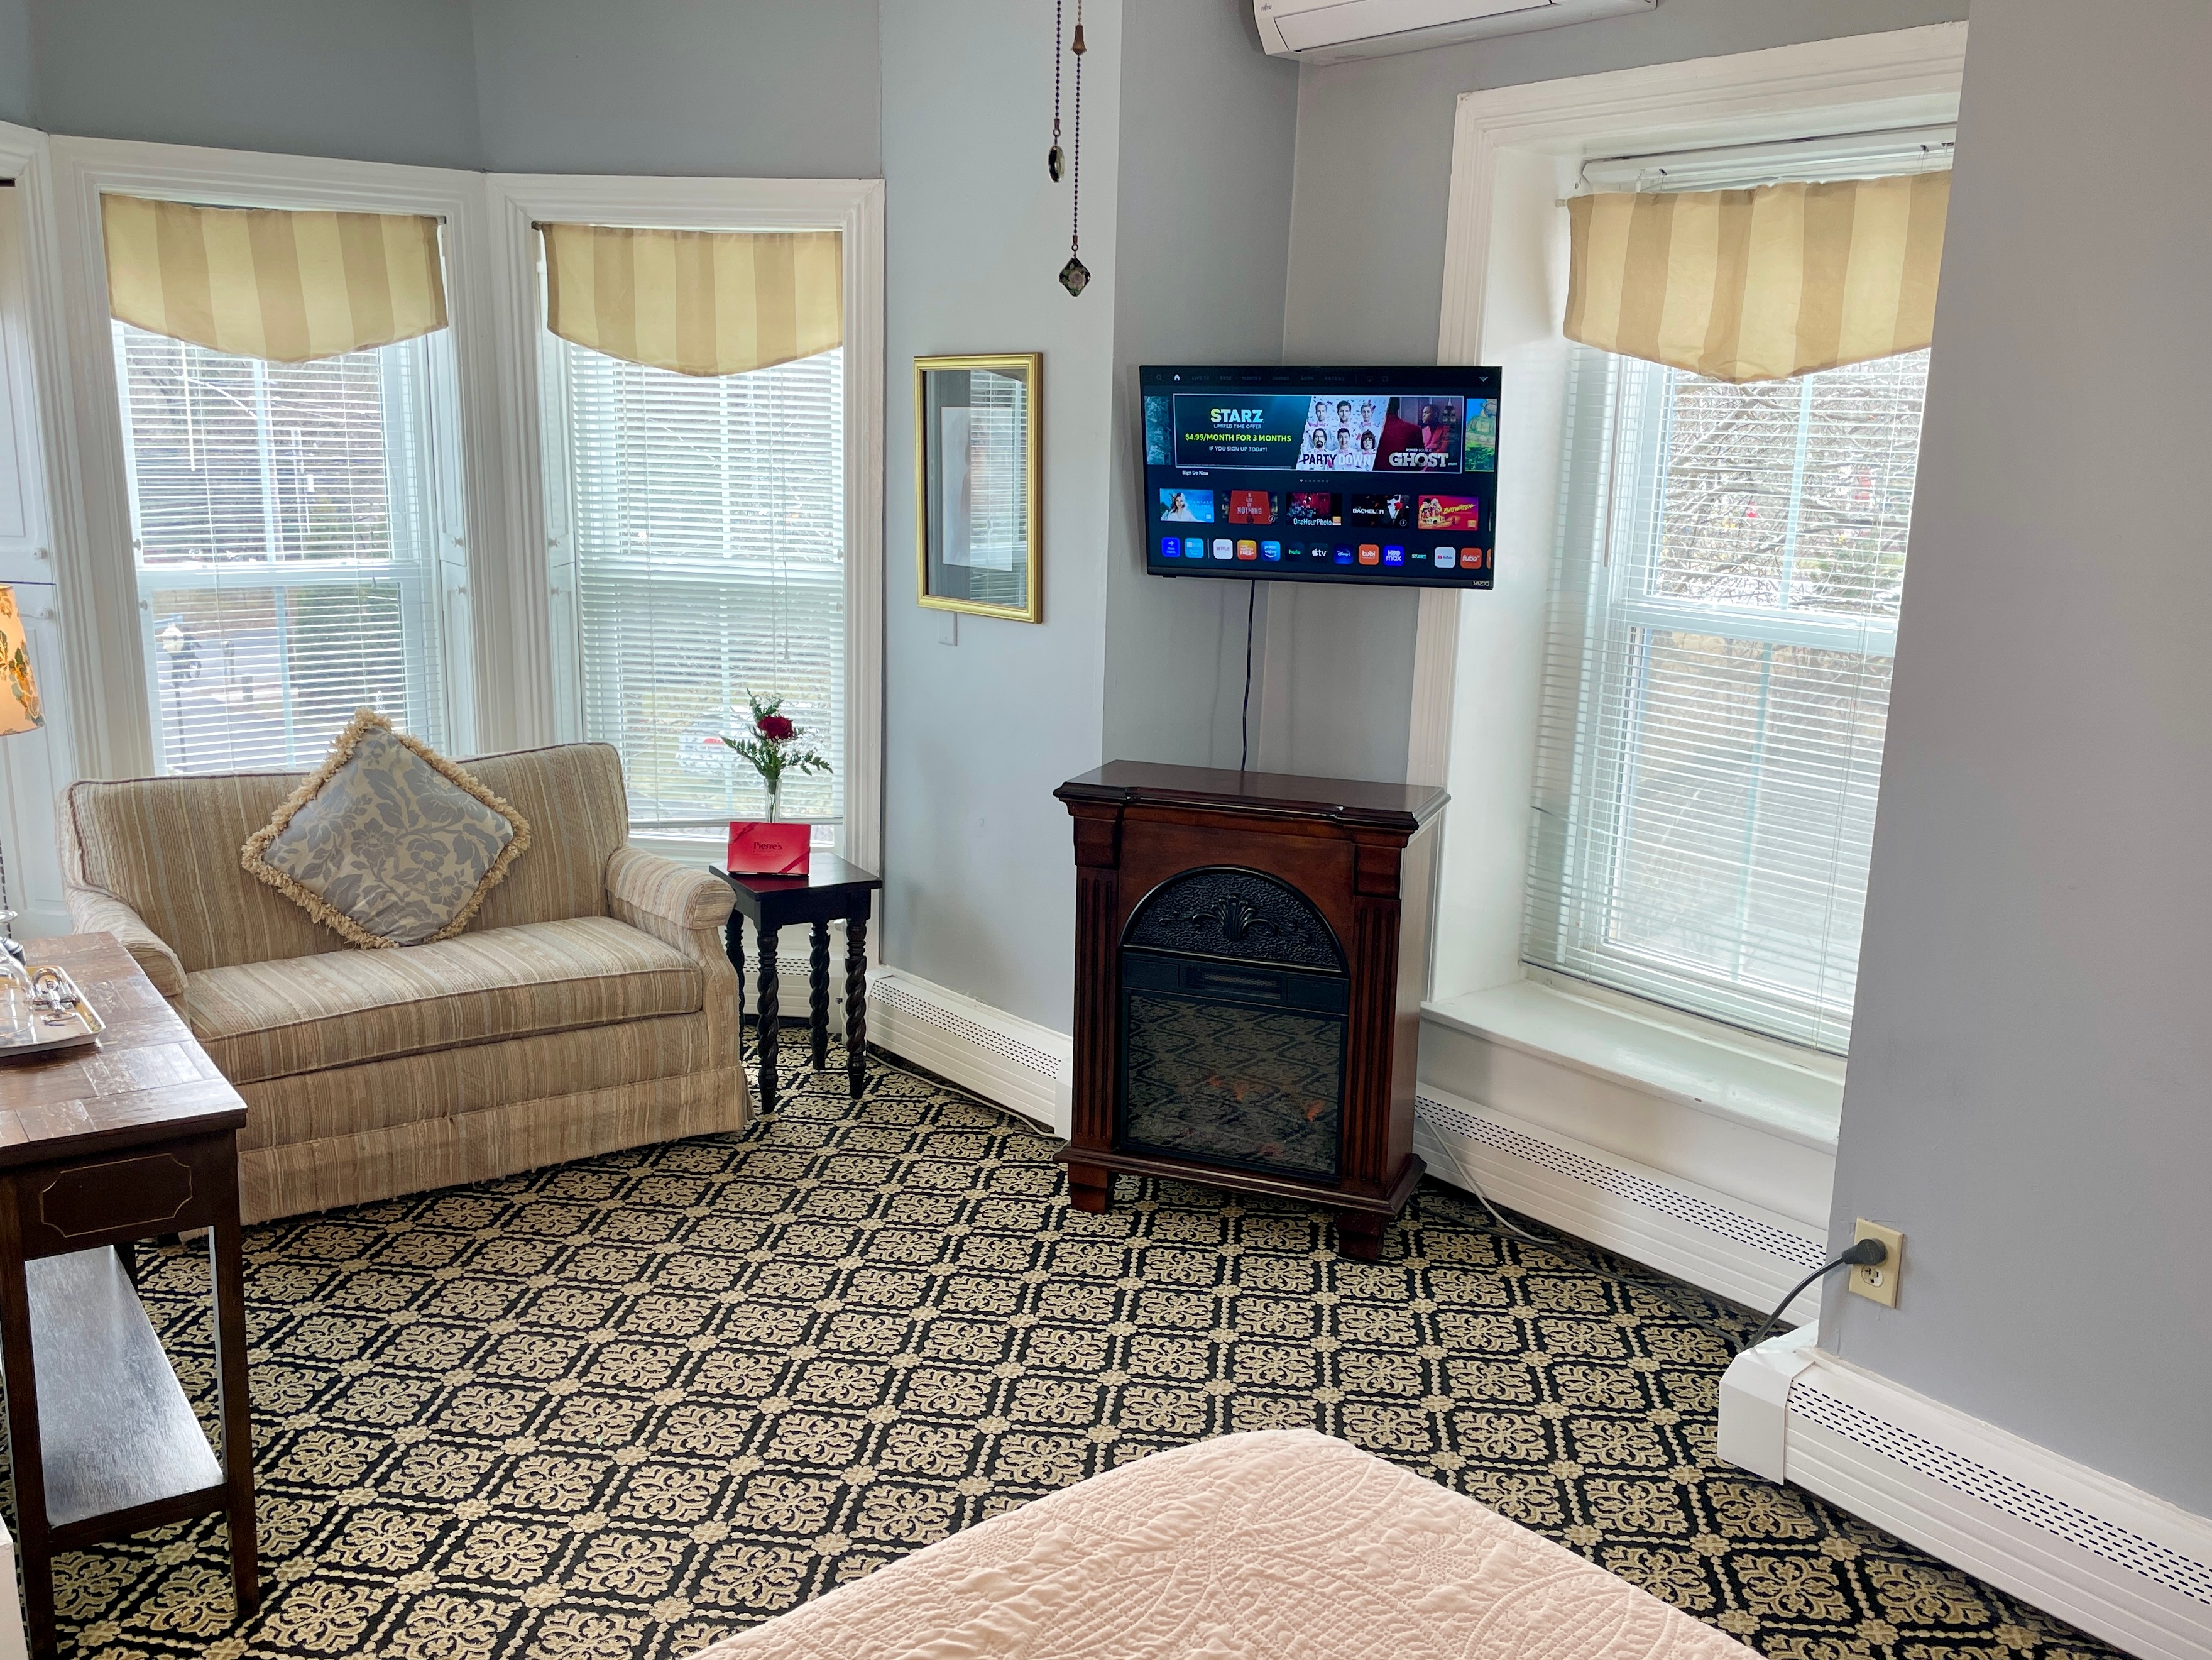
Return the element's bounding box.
[1848,1219,1904,1307]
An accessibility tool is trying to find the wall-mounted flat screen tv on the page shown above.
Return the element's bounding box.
[1142,364,1499,589]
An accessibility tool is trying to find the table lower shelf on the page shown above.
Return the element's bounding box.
[28,1246,223,1534]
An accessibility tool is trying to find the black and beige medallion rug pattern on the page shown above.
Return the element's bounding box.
[28,1036,2119,1660]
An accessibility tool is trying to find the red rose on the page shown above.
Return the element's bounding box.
[757,713,796,741]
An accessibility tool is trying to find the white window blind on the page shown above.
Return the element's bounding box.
[543,339,846,835]
[115,322,466,773]
[1524,343,1927,1052]
[956,365,1028,612]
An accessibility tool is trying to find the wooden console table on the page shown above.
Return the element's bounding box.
[711,858,883,1111]
[0,934,257,1659]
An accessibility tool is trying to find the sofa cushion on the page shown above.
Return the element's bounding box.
[464,744,629,934]
[242,708,531,948]
[185,917,703,1086]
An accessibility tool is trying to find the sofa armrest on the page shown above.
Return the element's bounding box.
[606,850,738,1072]
[605,848,736,954]
[65,889,187,1001]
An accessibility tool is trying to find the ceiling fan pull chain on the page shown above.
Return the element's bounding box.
[1048,0,1065,182]
[1059,0,1091,295]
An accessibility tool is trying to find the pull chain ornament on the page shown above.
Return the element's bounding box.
[1058,0,1090,296]
[1048,0,1065,182]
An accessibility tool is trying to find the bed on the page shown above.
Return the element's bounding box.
[694,1427,1757,1660]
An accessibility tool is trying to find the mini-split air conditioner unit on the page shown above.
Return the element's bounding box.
[1254,0,1656,63]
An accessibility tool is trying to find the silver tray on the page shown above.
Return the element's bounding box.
[0,964,106,1057]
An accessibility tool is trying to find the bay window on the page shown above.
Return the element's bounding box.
[42,151,879,870]
[94,191,468,774]
[531,216,851,847]
[541,336,847,838]
[116,322,468,772]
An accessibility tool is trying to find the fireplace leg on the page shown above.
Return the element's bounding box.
[1066,1162,1111,1213]
[1335,1209,1386,1261]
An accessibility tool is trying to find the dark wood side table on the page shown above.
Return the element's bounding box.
[0,933,258,1659]
[710,857,884,1111]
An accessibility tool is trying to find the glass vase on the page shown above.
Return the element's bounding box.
[0,954,34,1047]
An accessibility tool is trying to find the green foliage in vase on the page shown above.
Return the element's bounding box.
[715,690,831,800]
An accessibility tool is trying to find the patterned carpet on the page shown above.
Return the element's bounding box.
[26,1033,2118,1660]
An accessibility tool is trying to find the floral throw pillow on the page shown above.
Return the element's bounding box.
[241,709,532,948]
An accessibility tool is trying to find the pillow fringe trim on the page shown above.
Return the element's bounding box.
[239,707,535,950]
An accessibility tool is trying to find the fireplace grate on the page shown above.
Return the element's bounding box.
[1115,867,1349,1183]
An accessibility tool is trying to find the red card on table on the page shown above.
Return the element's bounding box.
[726,822,811,877]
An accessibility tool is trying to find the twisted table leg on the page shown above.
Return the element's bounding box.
[727,913,747,1055]
[809,921,831,1072]
[845,916,868,1099]
[756,924,780,1111]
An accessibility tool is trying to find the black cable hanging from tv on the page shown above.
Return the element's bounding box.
[1054,0,1090,297]
[1240,580,1257,774]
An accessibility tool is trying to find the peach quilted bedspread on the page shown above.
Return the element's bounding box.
[696,1428,1757,1660]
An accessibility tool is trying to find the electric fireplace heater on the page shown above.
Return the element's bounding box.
[1056,762,1446,1258]
[1119,869,1349,1181]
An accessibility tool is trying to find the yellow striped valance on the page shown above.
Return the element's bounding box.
[102,195,447,364]
[540,224,842,378]
[1564,172,1950,383]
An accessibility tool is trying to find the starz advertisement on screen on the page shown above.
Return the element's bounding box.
[1141,365,1500,589]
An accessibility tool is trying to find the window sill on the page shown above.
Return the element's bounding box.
[625,825,840,864]
[1421,978,1843,1153]
[625,828,725,866]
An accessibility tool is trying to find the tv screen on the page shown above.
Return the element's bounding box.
[1142,365,1499,589]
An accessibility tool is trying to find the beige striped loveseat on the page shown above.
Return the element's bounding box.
[58,742,747,1223]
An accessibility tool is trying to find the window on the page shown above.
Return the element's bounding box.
[1524,344,1927,1053]
[542,338,846,838]
[115,324,468,772]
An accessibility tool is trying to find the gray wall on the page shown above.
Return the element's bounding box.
[877,0,1122,1031]
[879,0,1306,1033]
[0,0,28,129]
[1100,0,1300,774]
[23,0,483,168]
[16,0,882,177]
[471,0,880,177]
[1822,0,2212,1514]
[1269,0,1974,784]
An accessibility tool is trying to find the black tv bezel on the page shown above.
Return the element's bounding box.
[1139,363,1501,591]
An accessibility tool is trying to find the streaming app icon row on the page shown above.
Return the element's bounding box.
[1159,536,1483,571]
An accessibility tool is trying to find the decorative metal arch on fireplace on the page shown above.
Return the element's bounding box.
[1116,865,1351,1183]
[1121,866,1347,975]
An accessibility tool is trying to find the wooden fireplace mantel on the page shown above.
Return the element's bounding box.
[1055,761,1447,835]
[1054,762,1447,1259]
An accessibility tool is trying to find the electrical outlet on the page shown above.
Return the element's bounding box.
[1848,1219,1905,1307]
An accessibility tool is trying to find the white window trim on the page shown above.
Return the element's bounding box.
[483,173,885,875]
[1416,25,1966,1132]
[1,119,85,942]
[41,136,507,777]
[4,121,111,798]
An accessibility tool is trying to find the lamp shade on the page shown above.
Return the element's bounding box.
[0,585,45,737]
